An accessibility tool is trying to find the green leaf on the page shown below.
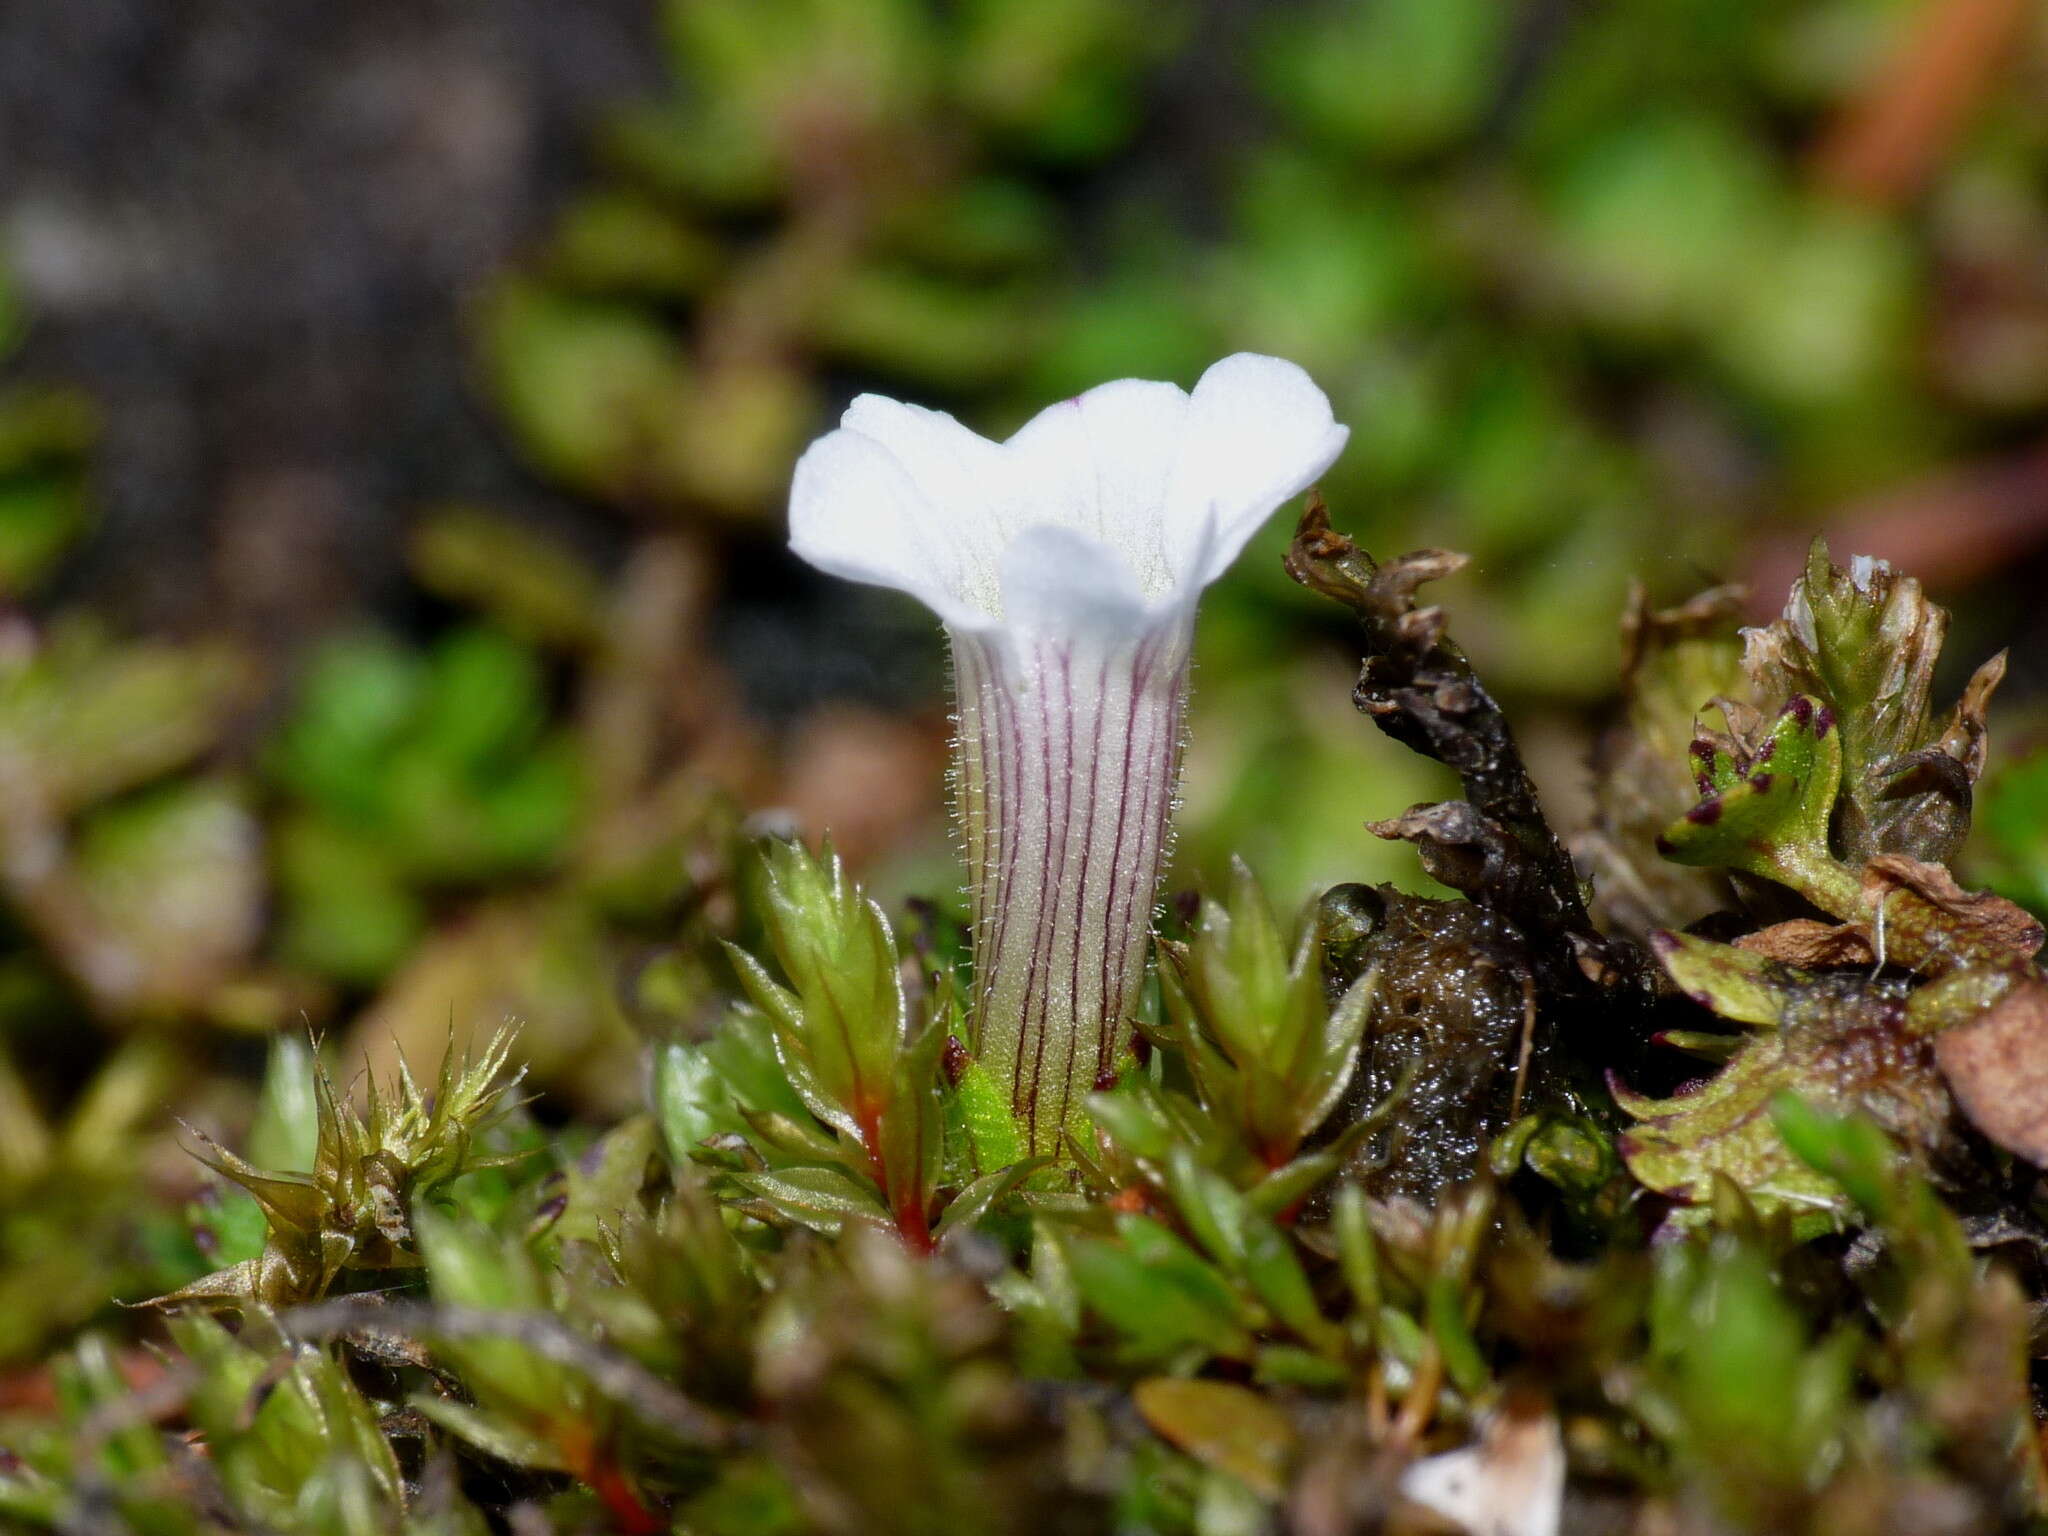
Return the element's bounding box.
[73,778,263,1010]
[550,1116,660,1249]
[730,1164,893,1238]
[1614,1041,1846,1232]
[1741,539,2003,864]
[653,1041,743,1163]
[0,620,249,815]
[1769,1095,1897,1217]
[1133,1378,1296,1499]
[1258,0,1507,160]
[247,1034,320,1176]
[1426,1273,1489,1398]
[1240,1215,1340,1354]
[1649,930,1793,1028]
[1658,695,1851,907]
[480,281,691,500]
[1068,1216,1253,1362]
[542,190,724,301]
[956,1055,1029,1173]
[746,839,908,1132]
[1084,1084,1174,1163]
[1158,860,1377,1166]
[933,1156,1052,1243]
[410,1395,572,1474]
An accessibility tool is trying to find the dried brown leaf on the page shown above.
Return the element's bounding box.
[1734,920,1877,969]
[1933,974,2048,1164]
[1862,854,2045,965]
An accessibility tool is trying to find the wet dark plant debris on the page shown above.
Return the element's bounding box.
[10,506,2048,1536]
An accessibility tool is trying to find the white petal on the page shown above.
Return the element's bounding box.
[787,424,994,630]
[996,525,1153,646]
[841,395,1005,551]
[1398,1408,1565,1536]
[997,379,1194,603]
[1165,353,1350,589]
[788,355,1347,628]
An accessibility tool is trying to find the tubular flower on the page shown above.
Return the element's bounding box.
[789,354,1347,1156]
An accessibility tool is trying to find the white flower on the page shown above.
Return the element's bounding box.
[788,354,1347,1154]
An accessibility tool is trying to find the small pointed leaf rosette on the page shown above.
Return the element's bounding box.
[149,1030,527,1310]
[723,838,944,1249]
[1152,858,1378,1175]
[789,355,1347,1155]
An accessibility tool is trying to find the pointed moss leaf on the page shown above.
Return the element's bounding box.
[1191,859,1293,1062]
[1425,1274,1489,1398]
[732,1164,893,1238]
[154,1035,527,1311]
[1026,1218,1082,1337]
[1161,860,1377,1165]
[551,1116,660,1249]
[1068,1216,1253,1362]
[875,1014,946,1218]
[1242,1115,1375,1219]
[724,944,804,1038]
[1164,1147,1251,1269]
[1298,964,1377,1135]
[703,1008,813,1127]
[1332,1184,1381,1322]
[740,1107,846,1163]
[934,1156,1052,1243]
[177,1123,327,1235]
[1254,1346,1351,1390]
[654,1041,743,1163]
[410,1395,573,1474]
[1240,1216,1340,1354]
[1085,1085,1174,1163]
[744,841,909,1135]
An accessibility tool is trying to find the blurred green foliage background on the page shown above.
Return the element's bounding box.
[2,0,2048,1368]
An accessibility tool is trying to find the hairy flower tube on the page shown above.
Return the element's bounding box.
[789,355,1347,1156]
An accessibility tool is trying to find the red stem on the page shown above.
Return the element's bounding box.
[855,1099,935,1255]
[588,1460,664,1536]
[557,1427,663,1535]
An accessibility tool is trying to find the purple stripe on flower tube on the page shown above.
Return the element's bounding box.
[950,614,1193,1152]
